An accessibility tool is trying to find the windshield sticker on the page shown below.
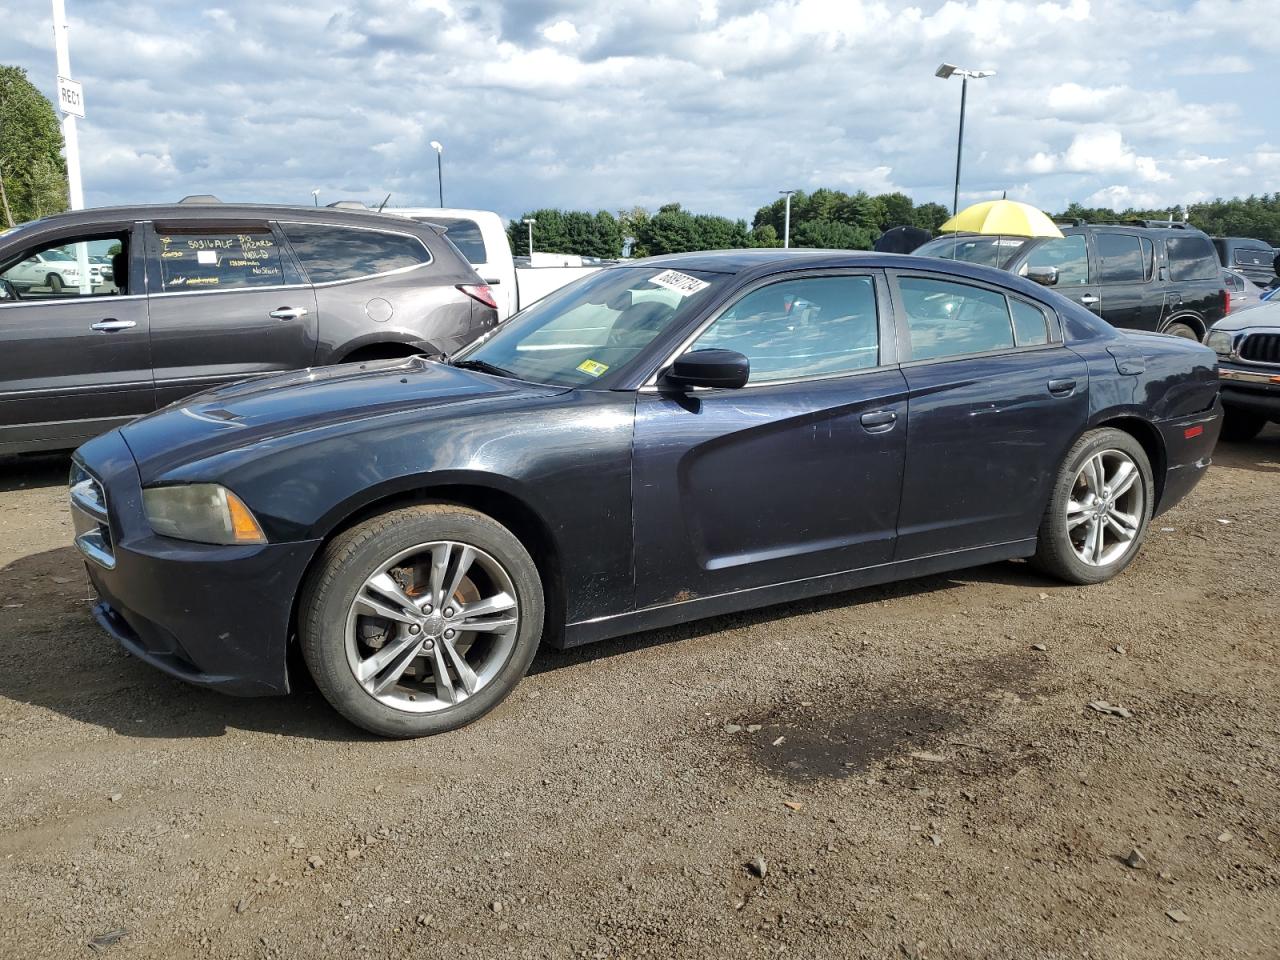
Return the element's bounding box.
[649,269,710,297]
[577,359,609,378]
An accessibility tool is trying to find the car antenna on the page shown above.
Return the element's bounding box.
[376,193,391,213]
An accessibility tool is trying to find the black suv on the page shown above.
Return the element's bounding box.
[0,203,498,454]
[1211,236,1278,288]
[914,222,1228,341]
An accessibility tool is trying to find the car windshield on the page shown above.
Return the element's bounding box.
[452,266,729,387]
[914,234,1030,269]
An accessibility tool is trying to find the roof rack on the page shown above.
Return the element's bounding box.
[1090,218,1191,229]
[178,194,222,204]
[326,200,369,210]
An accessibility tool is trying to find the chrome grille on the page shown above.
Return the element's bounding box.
[69,461,115,569]
[1238,332,1280,366]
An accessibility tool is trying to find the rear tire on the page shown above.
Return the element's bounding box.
[47,273,64,293]
[299,504,544,738]
[1162,321,1199,341]
[1033,428,1154,585]
[1219,408,1266,442]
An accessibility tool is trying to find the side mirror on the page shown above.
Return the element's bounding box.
[0,279,17,302]
[1026,265,1059,287]
[663,348,750,390]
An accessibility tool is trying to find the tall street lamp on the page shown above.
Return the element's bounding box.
[779,189,798,249]
[935,63,995,215]
[429,140,444,207]
[311,189,320,207]
[523,218,536,256]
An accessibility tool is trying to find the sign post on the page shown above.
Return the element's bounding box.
[51,0,91,293]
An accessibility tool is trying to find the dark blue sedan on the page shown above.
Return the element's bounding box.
[70,251,1222,737]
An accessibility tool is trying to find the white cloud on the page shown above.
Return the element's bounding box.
[541,19,579,44]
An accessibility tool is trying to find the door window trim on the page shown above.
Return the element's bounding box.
[885,269,1066,368]
[640,268,896,391]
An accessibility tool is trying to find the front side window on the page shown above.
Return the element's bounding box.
[1095,233,1145,284]
[914,235,1029,269]
[416,217,487,265]
[0,235,128,300]
[454,266,731,387]
[1166,236,1220,282]
[1020,235,1091,285]
[688,275,879,383]
[282,223,430,283]
[154,229,284,292]
[900,277,1017,361]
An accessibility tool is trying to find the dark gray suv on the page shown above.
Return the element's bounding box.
[0,203,498,454]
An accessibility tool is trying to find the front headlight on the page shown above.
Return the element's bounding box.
[1205,330,1235,357]
[142,484,266,545]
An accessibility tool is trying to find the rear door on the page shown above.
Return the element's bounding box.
[1016,233,1103,319]
[1093,231,1161,331]
[890,270,1089,559]
[144,220,318,407]
[0,224,152,451]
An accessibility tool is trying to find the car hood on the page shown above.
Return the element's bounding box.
[1209,298,1280,332]
[120,358,568,482]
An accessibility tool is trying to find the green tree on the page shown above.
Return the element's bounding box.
[506,207,625,258]
[911,202,952,232]
[0,65,68,226]
[793,218,874,250]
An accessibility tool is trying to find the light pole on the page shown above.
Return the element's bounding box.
[779,189,798,248]
[429,140,444,207]
[935,63,995,215]
[51,0,91,293]
[311,189,319,206]
[523,218,536,256]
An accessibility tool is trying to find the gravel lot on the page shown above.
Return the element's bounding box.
[1,430,1277,959]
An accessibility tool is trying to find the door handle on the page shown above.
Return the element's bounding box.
[1078,294,1100,306]
[860,409,897,433]
[90,319,136,332]
[269,307,309,321]
[1047,377,1077,397]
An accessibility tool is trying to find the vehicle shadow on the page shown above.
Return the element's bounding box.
[1212,425,1280,474]
[0,452,73,492]
[0,542,1011,742]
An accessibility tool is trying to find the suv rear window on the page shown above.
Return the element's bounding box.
[153,229,285,291]
[1234,246,1275,269]
[1166,235,1220,282]
[415,217,487,265]
[282,224,431,283]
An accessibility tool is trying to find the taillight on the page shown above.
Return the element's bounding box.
[458,284,497,310]
[1221,288,1231,316]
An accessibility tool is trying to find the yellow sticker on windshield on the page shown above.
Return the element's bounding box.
[577,359,609,377]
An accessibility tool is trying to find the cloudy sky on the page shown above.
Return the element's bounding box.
[5,0,1277,222]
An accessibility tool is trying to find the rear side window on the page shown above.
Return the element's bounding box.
[1141,238,1155,280]
[899,277,1015,361]
[1166,236,1220,282]
[1010,299,1050,346]
[153,229,284,292]
[416,217,487,265]
[1095,233,1145,283]
[282,224,431,283]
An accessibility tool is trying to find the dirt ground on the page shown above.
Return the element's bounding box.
[0,429,1276,960]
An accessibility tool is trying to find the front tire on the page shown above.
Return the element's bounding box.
[299,504,544,737]
[47,273,64,293]
[1033,428,1153,585]
[1219,408,1266,442]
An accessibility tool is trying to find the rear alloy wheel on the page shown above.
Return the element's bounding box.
[1162,322,1199,341]
[1034,428,1153,585]
[300,504,544,737]
[47,273,64,293]
[1219,408,1266,442]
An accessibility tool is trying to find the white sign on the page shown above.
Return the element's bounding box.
[57,76,84,118]
[648,269,710,297]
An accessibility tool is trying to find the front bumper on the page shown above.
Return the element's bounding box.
[72,429,322,697]
[1218,363,1280,420]
[1153,400,1222,517]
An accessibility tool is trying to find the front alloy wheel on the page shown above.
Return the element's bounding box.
[300,504,544,737]
[345,541,519,712]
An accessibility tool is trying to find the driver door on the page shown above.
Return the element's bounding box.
[631,271,908,609]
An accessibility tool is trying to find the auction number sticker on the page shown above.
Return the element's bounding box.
[577,359,609,377]
[649,269,709,297]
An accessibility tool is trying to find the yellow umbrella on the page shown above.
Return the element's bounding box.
[939,199,1063,238]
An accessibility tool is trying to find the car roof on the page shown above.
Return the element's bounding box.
[11,203,443,234]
